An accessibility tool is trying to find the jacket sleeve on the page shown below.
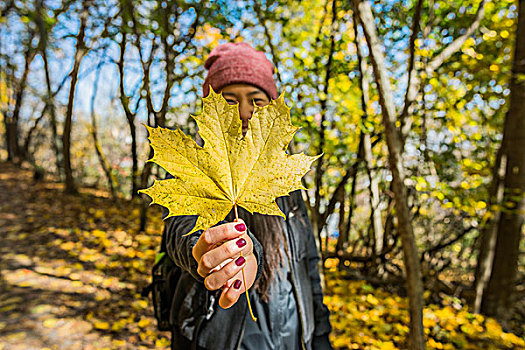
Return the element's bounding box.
[293,191,333,349]
[164,215,203,282]
[164,215,264,284]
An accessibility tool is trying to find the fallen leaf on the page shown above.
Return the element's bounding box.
[43,318,60,328]
[93,320,110,330]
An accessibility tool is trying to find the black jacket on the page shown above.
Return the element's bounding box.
[165,190,332,349]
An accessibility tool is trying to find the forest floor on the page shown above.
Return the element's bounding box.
[0,163,168,349]
[0,162,523,350]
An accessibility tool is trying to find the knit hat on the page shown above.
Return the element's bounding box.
[202,42,278,100]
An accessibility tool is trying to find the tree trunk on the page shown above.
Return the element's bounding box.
[336,187,346,252]
[36,0,62,179]
[313,0,338,250]
[474,147,505,313]
[325,137,363,253]
[351,0,426,348]
[364,133,383,255]
[116,29,139,198]
[481,0,525,322]
[353,12,384,256]
[338,159,359,252]
[42,39,62,180]
[90,62,119,202]
[5,35,36,163]
[62,0,89,194]
[22,104,48,162]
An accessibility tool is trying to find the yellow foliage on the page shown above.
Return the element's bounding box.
[155,337,171,347]
[324,270,524,350]
[137,318,151,328]
[93,320,110,330]
[42,318,60,328]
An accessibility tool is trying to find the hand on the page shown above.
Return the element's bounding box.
[192,219,258,309]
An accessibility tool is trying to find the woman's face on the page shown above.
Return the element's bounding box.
[220,83,271,136]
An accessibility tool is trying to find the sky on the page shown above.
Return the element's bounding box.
[1,0,420,132]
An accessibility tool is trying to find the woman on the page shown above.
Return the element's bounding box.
[165,42,333,350]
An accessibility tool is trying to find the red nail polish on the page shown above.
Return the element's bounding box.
[234,279,242,289]
[235,256,245,266]
[236,238,246,248]
[234,223,246,232]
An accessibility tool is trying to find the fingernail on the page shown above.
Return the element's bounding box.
[233,279,242,289]
[234,223,246,232]
[236,238,246,248]
[235,256,245,266]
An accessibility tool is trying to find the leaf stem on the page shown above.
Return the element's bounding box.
[234,203,257,322]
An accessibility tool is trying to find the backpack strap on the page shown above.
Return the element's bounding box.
[160,221,168,253]
[141,222,169,297]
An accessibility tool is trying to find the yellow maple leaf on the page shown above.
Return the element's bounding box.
[139,88,319,234]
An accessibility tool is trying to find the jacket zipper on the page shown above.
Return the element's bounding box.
[235,305,248,349]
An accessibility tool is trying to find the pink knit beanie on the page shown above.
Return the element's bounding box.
[202,42,278,100]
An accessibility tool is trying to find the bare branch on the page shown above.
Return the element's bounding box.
[400,0,487,140]
[426,0,487,74]
[253,0,283,85]
[400,0,424,123]
[320,139,364,228]
[422,225,475,258]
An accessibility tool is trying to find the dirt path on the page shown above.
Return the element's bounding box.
[0,163,170,349]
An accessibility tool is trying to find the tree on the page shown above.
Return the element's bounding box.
[254,0,366,254]
[90,60,119,202]
[350,0,425,347]
[2,9,37,163]
[62,0,90,194]
[352,11,383,257]
[36,0,63,179]
[480,0,525,323]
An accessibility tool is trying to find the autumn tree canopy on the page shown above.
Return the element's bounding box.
[0,0,523,349]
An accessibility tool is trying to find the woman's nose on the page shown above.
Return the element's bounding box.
[238,100,254,121]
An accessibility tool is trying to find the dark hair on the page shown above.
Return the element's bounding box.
[225,207,284,302]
